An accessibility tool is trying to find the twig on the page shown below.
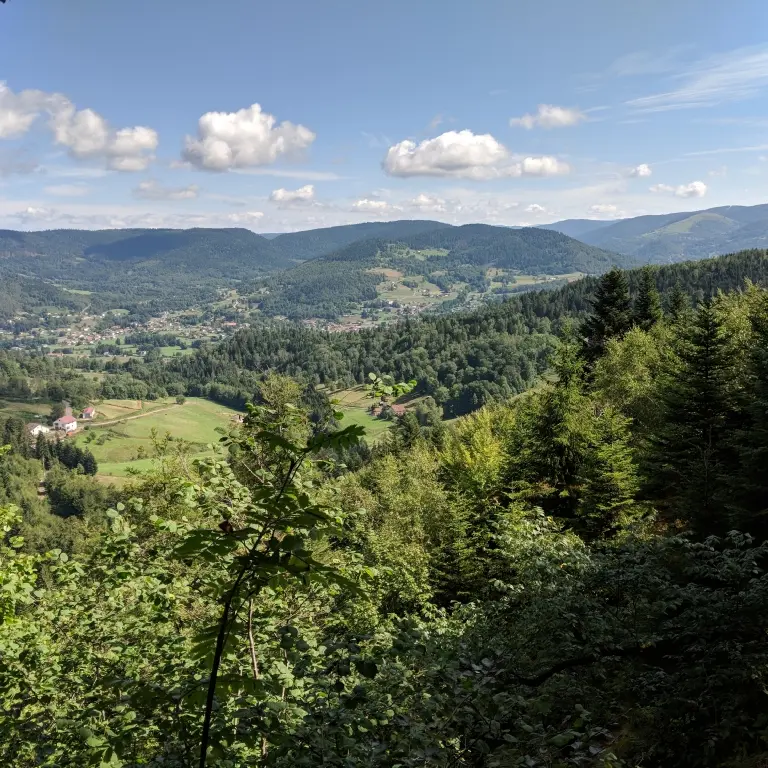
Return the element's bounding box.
[247,598,260,681]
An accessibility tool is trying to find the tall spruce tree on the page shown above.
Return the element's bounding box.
[667,282,690,322]
[513,325,589,519]
[647,300,738,535]
[578,405,641,539]
[634,266,663,330]
[581,267,632,364]
[730,293,768,536]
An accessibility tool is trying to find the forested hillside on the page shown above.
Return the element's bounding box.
[0,222,620,318]
[5,248,768,422]
[269,219,452,260]
[166,247,768,414]
[252,226,628,319]
[5,254,768,766]
[550,202,768,263]
[0,276,88,323]
[0,227,289,310]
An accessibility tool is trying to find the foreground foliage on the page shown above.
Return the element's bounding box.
[4,271,768,766]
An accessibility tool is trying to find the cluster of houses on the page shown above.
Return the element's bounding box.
[26,405,96,440]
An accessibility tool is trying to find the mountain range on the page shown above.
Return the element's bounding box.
[4,201,768,317]
[0,221,625,315]
[542,203,768,262]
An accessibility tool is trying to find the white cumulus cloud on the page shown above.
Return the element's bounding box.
[0,81,158,171]
[521,156,569,176]
[383,130,568,180]
[226,211,265,224]
[352,199,392,212]
[510,104,587,129]
[182,103,315,172]
[629,163,652,177]
[16,206,54,221]
[525,203,547,213]
[650,180,708,198]
[50,104,158,171]
[269,184,315,204]
[133,179,199,200]
[0,82,51,138]
[407,193,448,213]
[589,203,620,216]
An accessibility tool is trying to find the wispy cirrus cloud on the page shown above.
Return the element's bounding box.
[607,45,693,77]
[230,167,347,181]
[684,143,768,157]
[627,45,768,112]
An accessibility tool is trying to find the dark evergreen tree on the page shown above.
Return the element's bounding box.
[730,293,768,536]
[667,282,691,322]
[34,432,52,469]
[81,449,98,477]
[581,267,632,363]
[512,325,589,519]
[646,300,738,535]
[633,266,663,330]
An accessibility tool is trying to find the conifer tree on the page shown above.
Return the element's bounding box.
[581,267,632,364]
[578,406,641,538]
[81,449,98,477]
[730,293,768,536]
[667,282,690,322]
[647,300,737,535]
[633,266,663,330]
[513,325,590,519]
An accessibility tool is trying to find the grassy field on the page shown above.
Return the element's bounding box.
[0,399,51,421]
[76,398,243,482]
[94,399,172,421]
[331,387,398,442]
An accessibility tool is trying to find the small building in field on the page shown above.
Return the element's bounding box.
[80,406,96,420]
[53,415,77,433]
[390,404,407,417]
[26,423,51,438]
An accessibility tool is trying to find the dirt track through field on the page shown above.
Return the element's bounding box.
[90,404,181,428]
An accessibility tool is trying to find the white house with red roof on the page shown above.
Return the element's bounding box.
[53,415,77,433]
[80,406,96,419]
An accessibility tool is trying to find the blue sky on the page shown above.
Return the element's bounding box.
[1,0,768,232]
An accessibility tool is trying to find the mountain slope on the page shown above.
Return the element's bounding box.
[0,227,290,309]
[0,276,89,324]
[561,203,768,262]
[271,219,453,260]
[251,225,630,320]
[538,218,619,239]
[173,248,768,417]
[391,224,631,273]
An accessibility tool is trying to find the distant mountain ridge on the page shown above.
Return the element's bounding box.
[0,219,627,316]
[270,219,453,260]
[251,223,632,320]
[541,203,768,263]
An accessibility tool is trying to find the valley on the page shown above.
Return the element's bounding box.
[7,3,768,764]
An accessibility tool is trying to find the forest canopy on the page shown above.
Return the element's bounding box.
[4,251,768,766]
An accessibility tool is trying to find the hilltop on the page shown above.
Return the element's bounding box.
[542,202,768,262]
[0,222,626,320]
[252,224,629,320]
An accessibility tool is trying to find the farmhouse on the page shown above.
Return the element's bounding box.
[53,415,77,433]
[80,406,96,419]
[26,423,51,437]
